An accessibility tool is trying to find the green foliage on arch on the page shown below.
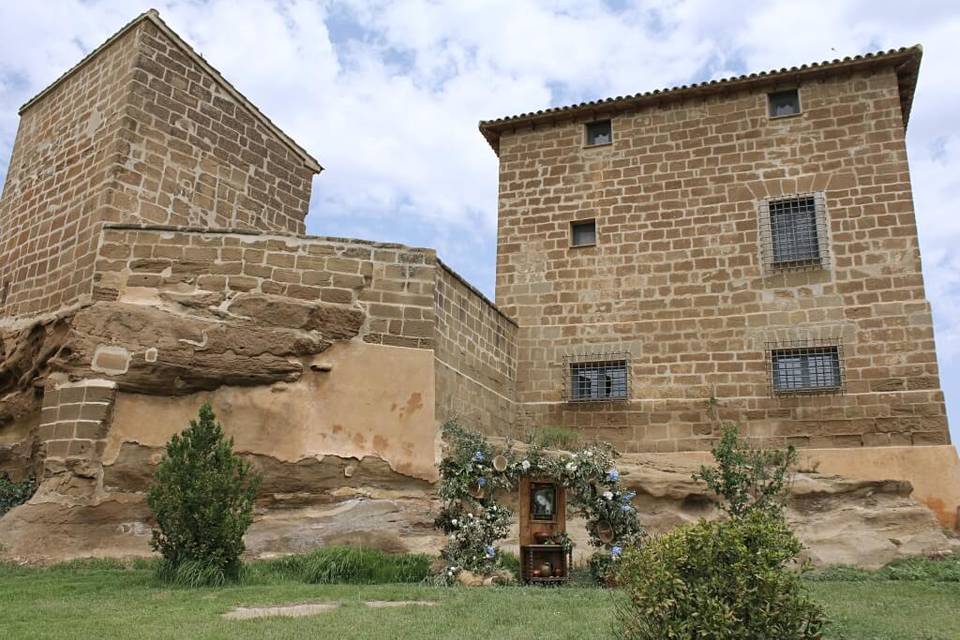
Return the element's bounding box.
[434,422,645,584]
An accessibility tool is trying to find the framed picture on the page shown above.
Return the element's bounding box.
[530,482,557,522]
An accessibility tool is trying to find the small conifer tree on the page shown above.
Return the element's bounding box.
[147,402,261,585]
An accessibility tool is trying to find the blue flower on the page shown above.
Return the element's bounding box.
[621,504,632,512]
[621,491,636,502]
[477,477,486,487]
[473,450,484,462]
[611,546,623,558]
[485,545,496,558]
[606,469,620,481]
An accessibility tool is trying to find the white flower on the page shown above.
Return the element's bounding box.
[566,462,577,472]
[603,491,614,500]
[521,460,531,471]
[586,451,593,457]
[468,513,474,518]
[451,519,458,526]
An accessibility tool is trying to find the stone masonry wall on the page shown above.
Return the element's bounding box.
[0,17,318,321]
[38,379,118,493]
[434,263,517,436]
[0,24,139,318]
[115,19,315,232]
[94,225,437,350]
[496,66,949,452]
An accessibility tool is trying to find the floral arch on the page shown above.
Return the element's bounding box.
[434,422,645,584]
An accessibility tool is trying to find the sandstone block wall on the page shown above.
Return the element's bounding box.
[495,66,949,452]
[434,263,517,436]
[93,224,437,350]
[0,23,139,317]
[0,14,319,321]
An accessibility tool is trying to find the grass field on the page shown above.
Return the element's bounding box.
[1,560,958,639]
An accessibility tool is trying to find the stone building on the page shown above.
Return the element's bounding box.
[0,10,958,562]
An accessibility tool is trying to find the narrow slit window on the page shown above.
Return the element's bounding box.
[585,120,612,146]
[768,341,844,395]
[564,353,630,402]
[571,220,596,247]
[769,89,800,117]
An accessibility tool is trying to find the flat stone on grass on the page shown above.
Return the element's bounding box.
[223,603,339,620]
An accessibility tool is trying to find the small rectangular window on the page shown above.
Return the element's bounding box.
[564,352,630,402]
[769,89,801,117]
[759,193,829,272]
[585,120,612,146]
[767,341,844,395]
[571,220,596,247]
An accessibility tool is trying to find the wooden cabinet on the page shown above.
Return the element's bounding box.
[518,477,570,583]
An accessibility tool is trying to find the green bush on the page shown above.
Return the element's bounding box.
[693,424,797,518]
[0,473,35,517]
[146,403,261,586]
[530,426,581,449]
[615,511,826,640]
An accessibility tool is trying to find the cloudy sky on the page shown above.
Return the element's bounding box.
[1,1,959,444]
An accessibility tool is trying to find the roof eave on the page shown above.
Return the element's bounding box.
[479,45,924,157]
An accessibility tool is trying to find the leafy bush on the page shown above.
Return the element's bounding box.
[693,424,797,517]
[146,403,261,586]
[0,473,35,517]
[615,511,826,640]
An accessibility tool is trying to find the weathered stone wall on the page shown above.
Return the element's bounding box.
[496,66,949,453]
[0,22,138,318]
[0,15,319,321]
[116,19,316,232]
[434,262,517,436]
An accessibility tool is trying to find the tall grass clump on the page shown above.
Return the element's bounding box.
[0,473,36,517]
[299,546,430,584]
[146,403,261,587]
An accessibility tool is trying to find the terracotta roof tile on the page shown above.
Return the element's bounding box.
[479,45,923,155]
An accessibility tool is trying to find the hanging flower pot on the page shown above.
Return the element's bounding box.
[492,454,508,472]
[596,520,615,544]
[468,479,486,499]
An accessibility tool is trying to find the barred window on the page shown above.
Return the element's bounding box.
[564,352,629,402]
[759,193,830,272]
[767,340,844,395]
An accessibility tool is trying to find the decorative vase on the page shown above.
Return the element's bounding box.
[539,561,552,577]
[534,532,550,544]
[492,454,508,472]
[553,566,564,578]
[596,520,614,544]
[532,569,541,578]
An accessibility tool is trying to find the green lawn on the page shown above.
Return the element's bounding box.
[0,562,958,639]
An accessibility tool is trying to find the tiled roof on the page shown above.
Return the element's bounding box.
[479,45,923,155]
[19,9,323,173]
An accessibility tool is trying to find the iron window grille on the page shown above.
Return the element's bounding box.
[563,352,630,403]
[768,89,801,117]
[585,120,612,146]
[766,339,845,396]
[571,220,597,247]
[759,193,830,273]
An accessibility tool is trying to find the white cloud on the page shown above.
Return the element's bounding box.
[1,0,959,440]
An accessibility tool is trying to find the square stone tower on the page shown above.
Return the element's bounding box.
[0,10,321,320]
[480,47,950,455]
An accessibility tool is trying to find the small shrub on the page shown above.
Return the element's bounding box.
[693,424,797,517]
[615,511,826,640]
[531,426,581,450]
[0,473,36,517]
[298,546,430,584]
[146,403,261,586]
[806,553,960,583]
